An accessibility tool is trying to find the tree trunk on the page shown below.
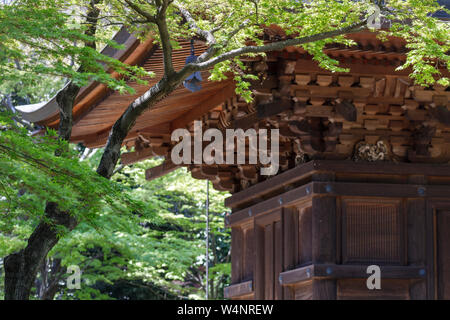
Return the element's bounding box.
[4,203,77,300]
[3,83,80,299]
[56,82,80,142]
[3,0,101,300]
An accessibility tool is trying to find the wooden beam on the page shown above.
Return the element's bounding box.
[224,280,253,299]
[279,264,426,286]
[120,146,168,165]
[75,122,171,149]
[225,160,450,209]
[226,180,450,227]
[145,160,178,181]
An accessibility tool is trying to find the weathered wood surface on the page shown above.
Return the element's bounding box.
[224,280,253,299]
[225,162,450,300]
[279,264,427,285]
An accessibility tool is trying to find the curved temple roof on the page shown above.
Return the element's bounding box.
[16,28,140,123]
[16,27,234,148]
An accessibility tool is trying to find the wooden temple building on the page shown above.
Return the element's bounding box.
[17,24,450,300]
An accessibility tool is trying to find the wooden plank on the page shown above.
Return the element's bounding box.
[314,182,450,199]
[282,207,296,270]
[274,220,283,300]
[231,227,243,283]
[279,264,427,285]
[291,84,372,99]
[243,227,255,281]
[227,183,313,227]
[337,279,410,300]
[409,280,427,300]
[407,199,426,266]
[311,195,336,300]
[225,161,316,209]
[121,148,154,165]
[313,280,336,300]
[282,207,297,299]
[436,210,450,299]
[293,281,313,300]
[121,146,168,165]
[224,280,253,299]
[225,160,450,209]
[227,180,450,228]
[254,225,265,300]
[426,201,435,300]
[299,206,313,265]
[264,223,274,300]
[312,196,336,264]
[145,160,178,181]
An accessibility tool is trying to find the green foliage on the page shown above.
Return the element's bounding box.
[0,0,153,97]
[1,1,449,100]
[0,129,230,299]
[0,112,148,243]
[107,0,447,95]
[40,158,229,300]
[383,0,450,86]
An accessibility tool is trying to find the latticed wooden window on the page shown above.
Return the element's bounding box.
[342,199,403,264]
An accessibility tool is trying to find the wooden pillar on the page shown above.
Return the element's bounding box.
[311,196,337,300]
[282,207,299,300]
[407,199,427,299]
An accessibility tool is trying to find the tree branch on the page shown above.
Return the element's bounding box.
[97,77,178,178]
[122,0,157,23]
[178,7,216,45]
[156,9,175,76]
[178,6,217,61]
[192,20,368,70]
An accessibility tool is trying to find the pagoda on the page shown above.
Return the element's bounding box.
[17,23,450,300]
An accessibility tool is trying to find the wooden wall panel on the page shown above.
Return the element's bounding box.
[436,210,450,300]
[293,281,313,300]
[231,227,243,283]
[407,199,427,299]
[312,197,337,264]
[274,221,283,300]
[407,199,426,265]
[282,207,298,300]
[342,199,403,264]
[283,207,298,271]
[337,279,410,300]
[264,223,274,300]
[243,227,255,281]
[255,210,283,300]
[255,225,265,300]
[226,161,450,300]
[298,206,313,266]
[312,196,337,299]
